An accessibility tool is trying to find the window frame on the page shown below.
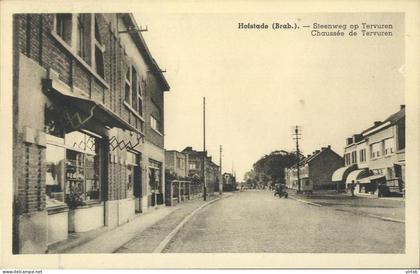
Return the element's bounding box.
[51,13,109,88]
[124,65,144,118]
[45,130,102,208]
[384,138,394,156]
[371,142,381,159]
[359,148,366,163]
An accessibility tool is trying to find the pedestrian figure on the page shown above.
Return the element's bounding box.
[350,180,356,197]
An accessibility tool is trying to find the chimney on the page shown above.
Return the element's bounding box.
[374,121,382,126]
[346,137,353,145]
[328,145,331,149]
[307,154,311,158]
[400,104,405,110]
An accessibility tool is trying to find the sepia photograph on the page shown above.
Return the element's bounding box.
[1,0,419,270]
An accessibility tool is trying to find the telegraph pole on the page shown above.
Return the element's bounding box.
[202,97,207,201]
[219,145,223,195]
[293,126,302,193]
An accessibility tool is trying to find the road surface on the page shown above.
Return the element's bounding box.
[163,190,404,253]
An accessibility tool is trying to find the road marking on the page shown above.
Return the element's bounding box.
[152,194,232,253]
[289,196,322,207]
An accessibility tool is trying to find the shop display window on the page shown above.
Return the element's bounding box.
[65,131,100,208]
[149,159,162,194]
[45,130,101,209]
[126,151,140,198]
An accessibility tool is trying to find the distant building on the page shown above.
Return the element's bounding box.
[222,172,237,191]
[285,146,344,191]
[165,150,189,178]
[333,105,405,195]
[182,147,220,195]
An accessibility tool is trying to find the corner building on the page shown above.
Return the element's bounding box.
[12,13,169,253]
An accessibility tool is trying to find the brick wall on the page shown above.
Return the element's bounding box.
[13,134,46,215]
[145,74,164,148]
[14,13,145,134]
[309,150,344,186]
[14,13,160,209]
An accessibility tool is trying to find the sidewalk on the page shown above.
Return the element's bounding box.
[116,193,232,253]
[49,193,228,254]
[287,189,405,223]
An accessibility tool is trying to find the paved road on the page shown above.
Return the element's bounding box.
[163,190,404,253]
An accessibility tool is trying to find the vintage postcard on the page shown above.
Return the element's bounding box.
[1,0,419,269]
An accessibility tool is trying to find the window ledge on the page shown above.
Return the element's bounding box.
[50,31,110,90]
[46,202,69,215]
[123,101,145,122]
[151,127,164,137]
[71,200,101,209]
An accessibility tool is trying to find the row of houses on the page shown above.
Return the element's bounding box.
[285,146,344,191]
[164,147,221,206]
[332,105,405,195]
[285,105,406,196]
[13,13,174,254]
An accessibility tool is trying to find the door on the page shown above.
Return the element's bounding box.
[133,164,142,212]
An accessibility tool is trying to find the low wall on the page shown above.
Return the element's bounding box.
[68,203,104,233]
[47,208,68,245]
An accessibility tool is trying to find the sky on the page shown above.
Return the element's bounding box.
[133,12,404,180]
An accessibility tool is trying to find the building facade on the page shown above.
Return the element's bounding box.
[332,106,405,194]
[222,172,237,191]
[164,150,194,205]
[182,147,220,195]
[285,146,344,191]
[165,150,189,178]
[13,13,169,254]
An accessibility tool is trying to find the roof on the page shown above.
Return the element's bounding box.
[384,107,405,124]
[122,13,170,91]
[181,147,218,167]
[290,146,340,169]
[361,107,405,136]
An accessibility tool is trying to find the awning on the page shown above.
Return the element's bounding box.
[332,164,356,182]
[346,169,370,184]
[359,174,386,184]
[42,78,143,136]
[368,175,386,181]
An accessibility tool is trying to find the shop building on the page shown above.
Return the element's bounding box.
[12,13,169,254]
[332,105,405,195]
[285,146,344,191]
[332,134,368,191]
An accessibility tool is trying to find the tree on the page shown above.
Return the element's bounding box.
[250,150,302,188]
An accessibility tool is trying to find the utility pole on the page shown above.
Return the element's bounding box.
[202,97,207,201]
[219,145,223,195]
[293,126,302,193]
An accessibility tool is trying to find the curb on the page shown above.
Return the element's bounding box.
[289,196,322,207]
[152,193,232,253]
[367,214,405,224]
